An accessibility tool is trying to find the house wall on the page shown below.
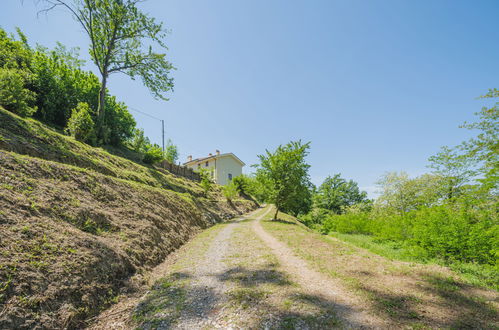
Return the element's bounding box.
[186,159,216,180]
[215,155,243,185]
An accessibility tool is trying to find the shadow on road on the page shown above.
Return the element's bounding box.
[133,265,372,329]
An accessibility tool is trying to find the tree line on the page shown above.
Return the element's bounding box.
[240,99,497,276]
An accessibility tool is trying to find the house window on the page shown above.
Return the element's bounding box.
[228,173,232,181]
[205,161,209,167]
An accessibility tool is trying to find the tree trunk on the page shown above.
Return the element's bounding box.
[274,208,279,221]
[97,74,107,142]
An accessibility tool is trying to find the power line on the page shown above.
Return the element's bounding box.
[128,107,165,151]
[128,107,163,122]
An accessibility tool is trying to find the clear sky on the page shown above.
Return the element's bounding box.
[3,0,499,196]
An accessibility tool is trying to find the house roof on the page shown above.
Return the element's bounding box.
[183,152,245,166]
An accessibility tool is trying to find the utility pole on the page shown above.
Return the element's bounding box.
[161,120,165,152]
[128,107,165,152]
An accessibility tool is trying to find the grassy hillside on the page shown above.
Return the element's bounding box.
[0,108,257,329]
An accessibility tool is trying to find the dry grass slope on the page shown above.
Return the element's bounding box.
[0,108,257,329]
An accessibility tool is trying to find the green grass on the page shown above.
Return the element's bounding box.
[261,210,498,328]
[0,107,205,197]
[327,232,418,262]
[328,231,499,291]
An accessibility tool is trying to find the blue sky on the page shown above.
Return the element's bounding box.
[3,0,499,196]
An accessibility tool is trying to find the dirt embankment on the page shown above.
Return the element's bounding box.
[0,108,257,329]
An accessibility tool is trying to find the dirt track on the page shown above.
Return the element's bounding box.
[90,205,498,329]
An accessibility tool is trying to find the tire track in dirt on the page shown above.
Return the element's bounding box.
[171,208,268,329]
[252,207,387,329]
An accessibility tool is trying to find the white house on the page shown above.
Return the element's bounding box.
[184,150,244,185]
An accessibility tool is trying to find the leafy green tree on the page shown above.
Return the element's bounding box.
[0,28,32,69]
[375,172,447,214]
[142,144,163,164]
[255,140,313,219]
[130,128,150,153]
[428,146,475,200]
[41,0,175,140]
[0,68,37,117]
[102,95,136,145]
[459,90,498,191]
[164,139,178,163]
[65,102,95,143]
[314,174,369,214]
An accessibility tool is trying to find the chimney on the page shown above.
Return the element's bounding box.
[187,155,192,162]
[216,149,220,156]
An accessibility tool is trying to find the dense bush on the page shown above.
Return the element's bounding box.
[101,95,136,146]
[322,212,372,235]
[0,27,137,147]
[142,145,164,164]
[0,68,37,116]
[222,181,239,202]
[198,168,213,197]
[311,193,498,265]
[66,102,95,144]
[30,44,98,127]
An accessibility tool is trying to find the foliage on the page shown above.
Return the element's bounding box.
[299,207,332,230]
[428,146,475,199]
[198,168,213,197]
[254,140,313,218]
[232,175,248,195]
[41,0,175,140]
[231,174,258,197]
[30,43,98,127]
[0,68,37,117]
[101,95,136,146]
[375,172,447,213]
[164,139,179,164]
[130,128,150,153]
[314,174,369,214]
[0,27,138,146]
[297,96,498,275]
[459,91,498,191]
[222,181,239,202]
[142,144,164,164]
[65,102,95,144]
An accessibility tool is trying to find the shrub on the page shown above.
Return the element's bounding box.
[232,175,248,194]
[198,168,213,197]
[0,68,37,117]
[299,207,331,230]
[65,102,95,144]
[409,204,497,264]
[223,182,239,202]
[142,145,164,164]
[319,211,372,235]
[102,95,136,146]
[130,128,150,153]
[164,139,178,163]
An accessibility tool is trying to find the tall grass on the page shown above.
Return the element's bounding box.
[307,202,498,290]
